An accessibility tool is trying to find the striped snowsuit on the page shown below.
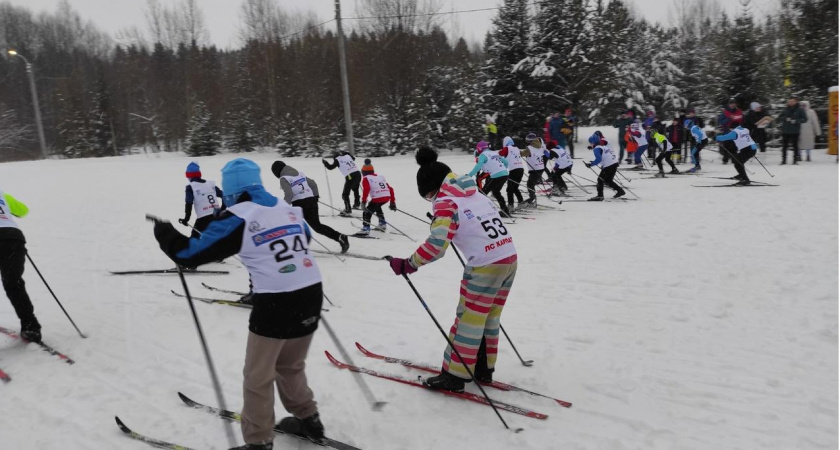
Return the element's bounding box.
[409,174,518,379]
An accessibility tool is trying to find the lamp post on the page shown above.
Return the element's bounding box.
[8,50,48,159]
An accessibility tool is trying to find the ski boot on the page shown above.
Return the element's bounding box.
[229,443,273,450]
[500,207,512,218]
[374,217,387,232]
[277,412,325,441]
[613,189,626,199]
[356,224,371,236]
[338,235,350,254]
[587,195,604,202]
[339,204,353,217]
[736,179,751,186]
[654,171,666,178]
[634,163,644,170]
[238,292,254,305]
[352,202,362,211]
[474,368,494,384]
[425,371,467,393]
[20,317,42,343]
[687,165,700,173]
[669,168,680,174]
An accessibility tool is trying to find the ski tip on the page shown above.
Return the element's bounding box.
[556,399,573,408]
[177,391,194,406]
[371,401,388,411]
[513,427,525,433]
[354,342,365,352]
[115,416,131,433]
[522,360,534,367]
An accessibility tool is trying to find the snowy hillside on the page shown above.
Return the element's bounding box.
[0,140,837,450]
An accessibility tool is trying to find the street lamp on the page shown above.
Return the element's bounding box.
[7,49,48,159]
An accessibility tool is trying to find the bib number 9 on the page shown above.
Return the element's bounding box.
[481,218,508,239]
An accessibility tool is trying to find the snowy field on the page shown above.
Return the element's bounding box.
[0,131,837,450]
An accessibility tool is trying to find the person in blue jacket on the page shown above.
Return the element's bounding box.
[685,119,709,172]
[715,126,758,185]
[468,140,511,216]
[584,132,625,201]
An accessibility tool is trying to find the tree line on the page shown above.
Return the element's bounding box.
[0,0,836,161]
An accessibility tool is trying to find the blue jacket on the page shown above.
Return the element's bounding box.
[549,117,566,145]
[715,129,757,150]
[590,147,604,166]
[690,125,705,143]
[468,153,509,178]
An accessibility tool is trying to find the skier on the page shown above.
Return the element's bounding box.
[628,122,648,169]
[498,136,525,208]
[651,128,679,176]
[685,119,708,172]
[322,151,361,215]
[584,132,625,201]
[181,162,224,237]
[387,146,518,392]
[0,189,41,342]
[545,140,573,193]
[468,140,511,217]
[715,125,758,185]
[523,133,547,205]
[271,161,349,254]
[623,124,638,164]
[357,159,397,236]
[152,159,326,449]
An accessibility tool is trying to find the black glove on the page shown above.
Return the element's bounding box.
[389,202,397,211]
[322,159,331,169]
[178,218,189,226]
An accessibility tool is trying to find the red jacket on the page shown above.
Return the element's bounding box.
[361,173,395,204]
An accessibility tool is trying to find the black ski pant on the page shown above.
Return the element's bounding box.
[734,148,756,181]
[552,166,571,191]
[526,170,543,202]
[506,168,525,205]
[294,197,342,242]
[720,140,737,163]
[342,172,361,210]
[192,214,214,238]
[596,164,622,197]
[482,175,509,212]
[0,239,36,325]
[362,201,387,227]
[781,134,800,163]
[655,150,678,172]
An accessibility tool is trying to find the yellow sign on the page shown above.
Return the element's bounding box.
[829,86,838,155]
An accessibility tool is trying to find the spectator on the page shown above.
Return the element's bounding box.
[666,117,683,163]
[718,99,744,163]
[777,95,808,164]
[743,102,770,153]
[798,100,821,162]
[560,108,576,157]
[484,118,499,149]
[613,110,635,164]
[549,112,567,149]
[543,116,552,143]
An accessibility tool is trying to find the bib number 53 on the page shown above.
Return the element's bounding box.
[481,218,508,239]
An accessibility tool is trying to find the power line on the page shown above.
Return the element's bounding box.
[342,0,555,21]
[277,18,336,41]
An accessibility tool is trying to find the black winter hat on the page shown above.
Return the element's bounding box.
[415,146,451,198]
[271,161,286,178]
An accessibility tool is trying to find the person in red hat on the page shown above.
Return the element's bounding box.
[357,159,396,236]
[181,161,224,238]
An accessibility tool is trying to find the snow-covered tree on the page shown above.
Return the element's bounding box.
[184,100,220,156]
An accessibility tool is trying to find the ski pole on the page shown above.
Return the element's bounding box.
[308,233,345,263]
[566,172,591,194]
[416,217,532,367]
[323,164,335,217]
[587,166,639,199]
[396,208,431,225]
[385,258,520,432]
[323,292,337,308]
[24,253,87,339]
[614,168,632,183]
[146,215,237,447]
[751,154,775,178]
[713,144,755,175]
[320,314,386,411]
[319,200,347,215]
[357,212,415,242]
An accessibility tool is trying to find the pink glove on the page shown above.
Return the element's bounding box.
[389,257,417,276]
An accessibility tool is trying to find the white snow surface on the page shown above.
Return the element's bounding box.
[0,133,837,449]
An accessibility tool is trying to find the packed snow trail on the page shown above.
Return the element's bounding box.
[0,140,836,449]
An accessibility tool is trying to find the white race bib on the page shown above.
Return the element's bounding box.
[190,181,220,219]
[505,146,525,170]
[365,174,391,201]
[597,144,618,168]
[336,154,358,177]
[733,128,756,150]
[437,194,517,267]
[481,150,508,176]
[282,173,315,202]
[0,190,20,230]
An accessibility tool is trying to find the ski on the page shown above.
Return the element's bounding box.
[115,416,195,450]
[177,392,361,450]
[0,368,10,383]
[350,220,403,236]
[692,183,778,187]
[169,290,251,309]
[312,249,383,262]
[354,343,572,408]
[110,269,229,275]
[325,351,548,420]
[348,233,381,239]
[201,282,247,296]
[0,326,75,364]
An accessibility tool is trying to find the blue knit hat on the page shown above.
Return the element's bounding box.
[221,158,262,203]
[185,161,201,178]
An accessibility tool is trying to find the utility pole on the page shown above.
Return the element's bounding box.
[8,50,48,159]
[334,0,355,156]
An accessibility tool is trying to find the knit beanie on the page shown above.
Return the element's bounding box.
[362,158,374,175]
[186,162,201,179]
[271,161,286,178]
[750,102,761,111]
[221,158,262,202]
[415,147,451,198]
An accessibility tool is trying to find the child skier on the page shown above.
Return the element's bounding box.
[523,133,547,204]
[715,125,758,185]
[624,124,638,164]
[545,140,574,194]
[358,159,397,235]
[685,119,708,172]
[153,159,326,449]
[651,128,680,176]
[468,140,511,217]
[0,189,41,342]
[322,151,361,215]
[584,132,625,201]
[272,161,349,253]
[628,122,648,169]
[498,136,525,208]
[181,162,224,237]
[387,146,518,392]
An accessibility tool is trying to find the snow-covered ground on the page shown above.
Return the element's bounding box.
[0,134,837,450]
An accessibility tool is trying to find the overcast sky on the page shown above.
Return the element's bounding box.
[8,0,778,50]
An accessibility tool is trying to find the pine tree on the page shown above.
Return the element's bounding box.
[184,100,220,156]
[57,93,91,159]
[780,0,839,107]
[446,63,484,151]
[88,80,116,157]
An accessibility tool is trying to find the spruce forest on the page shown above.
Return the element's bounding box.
[0,0,836,161]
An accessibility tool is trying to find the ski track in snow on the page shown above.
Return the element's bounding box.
[0,131,836,449]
